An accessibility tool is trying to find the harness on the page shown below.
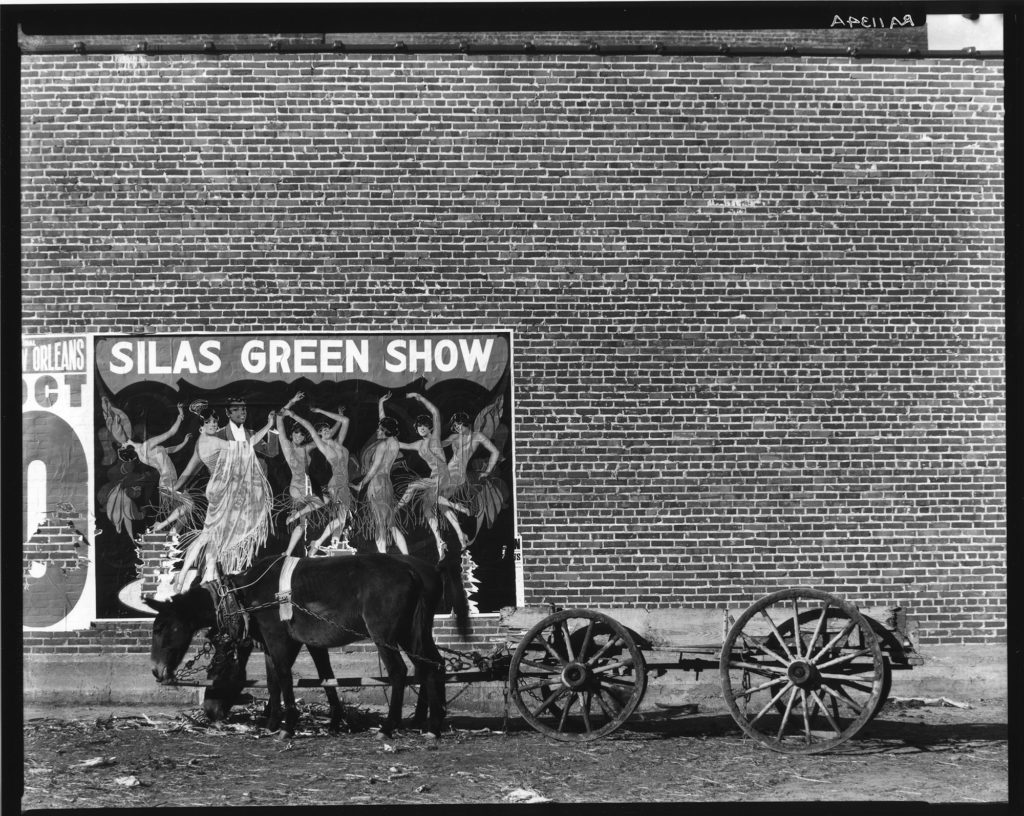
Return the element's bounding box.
[202,579,252,644]
[275,556,301,621]
[195,556,450,675]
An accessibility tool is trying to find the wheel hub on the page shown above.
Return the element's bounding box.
[786,660,818,688]
[561,662,590,689]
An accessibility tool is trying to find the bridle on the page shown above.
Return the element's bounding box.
[201,577,255,661]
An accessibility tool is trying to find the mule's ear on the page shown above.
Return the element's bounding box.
[143,596,168,612]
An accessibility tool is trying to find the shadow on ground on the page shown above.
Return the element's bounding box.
[440,710,1008,754]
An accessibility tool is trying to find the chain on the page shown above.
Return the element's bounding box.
[438,643,512,676]
[172,638,216,682]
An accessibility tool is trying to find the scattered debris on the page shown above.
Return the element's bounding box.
[414,784,431,794]
[114,775,142,787]
[654,703,700,716]
[889,697,973,710]
[74,756,117,770]
[505,787,552,804]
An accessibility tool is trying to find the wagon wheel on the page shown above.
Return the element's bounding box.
[509,609,647,742]
[719,588,885,754]
[769,609,893,722]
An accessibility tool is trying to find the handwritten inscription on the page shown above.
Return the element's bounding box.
[831,15,916,28]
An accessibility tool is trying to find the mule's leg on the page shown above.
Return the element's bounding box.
[266,641,303,738]
[420,643,447,737]
[262,652,283,733]
[307,646,346,734]
[375,643,408,737]
[410,664,429,729]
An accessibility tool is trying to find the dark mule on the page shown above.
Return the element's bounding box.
[202,553,469,734]
[148,552,470,738]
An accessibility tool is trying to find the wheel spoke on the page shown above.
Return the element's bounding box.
[559,620,576,662]
[791,598,804,658]
[584,633,623,667]
[802,690,812,742]
[808,689,843,735]
[727,660,789,676]
[810,619,856,663]
[557,691,576,731]
[749,681,795,726]
[598,674,640,689]
[580,692,593,733]
[538,634,569,666]
[578,620,595,661]
[592,657,635,675]
[816,648,874,671]
[596,685,624,715]
[777,686,798,740]
[759,609,796,662]
[819,683,865,716]
[517,677,562,693]
[819,674,875,694]
[594,688,616,718]
[533,685,569,719]
[731,675,788,702]
[807,602,830,656]
[736,632,791,666]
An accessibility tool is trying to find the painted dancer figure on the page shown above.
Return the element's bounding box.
[282,405,354,555]
[393,393,470,558]
[100,397,195,537]
[352,392,408,555]
[442,410,500,504]
[172,402,275,589]
[215,395,279,472]
[275,392,321,556]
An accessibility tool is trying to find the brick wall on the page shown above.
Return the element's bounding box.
[20,34,1005,648]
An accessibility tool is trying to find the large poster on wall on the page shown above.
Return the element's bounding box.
[92,331,519,618]
[22,335,97,629]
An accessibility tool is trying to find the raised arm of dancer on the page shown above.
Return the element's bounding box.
[311,406,349,442]
[284,410,330,456]
[145,403,186,449]
[165,434,193,456]
[173,447,202,491]
[408,393,441,435]
[252,411,277,447]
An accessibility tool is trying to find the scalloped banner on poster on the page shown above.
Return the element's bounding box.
[95,334,510,394]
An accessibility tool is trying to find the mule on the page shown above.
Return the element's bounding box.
[148,552,470,738]
[202,553,469,733]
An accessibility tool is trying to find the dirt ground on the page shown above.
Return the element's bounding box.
[20,695,1008,808]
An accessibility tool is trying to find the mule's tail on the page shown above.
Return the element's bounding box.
[438,549,472,640]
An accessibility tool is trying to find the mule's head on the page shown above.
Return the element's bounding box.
[201,630,253,722]
[146,596,200,682]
